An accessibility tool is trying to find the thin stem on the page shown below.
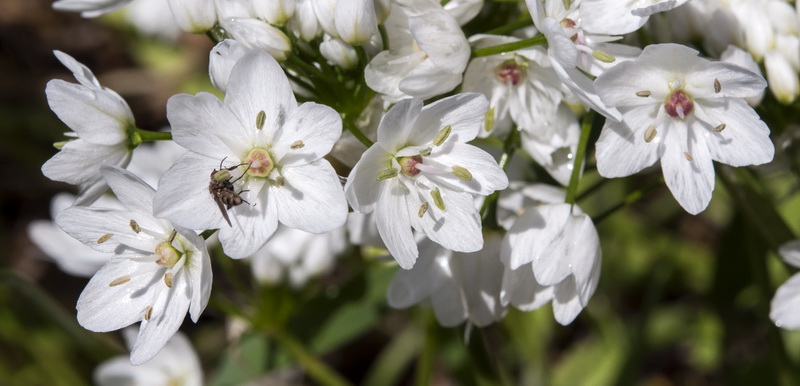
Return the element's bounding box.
[355,45,370,67]
[379,24,390,51]
[414,310,437,386]
[480,128,520,228]
[271,328,352,386]
[472,35,547,58]
[135,129,172,142]
[565,111,594,205]
[484,17,534,35]
[343,120,375,148]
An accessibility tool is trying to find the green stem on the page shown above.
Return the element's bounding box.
[271,328,352,386]
[479,128,520,227]
[414,310,437,386]
[379,24,390,51]
[472,35,547,58]
[135,129,172,142]
[355,45,370,67]
[484,17,534,35]
[565,112,594,205]
[344,120,375,148]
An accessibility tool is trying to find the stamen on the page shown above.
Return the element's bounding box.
[684,152,694,161]
[714,79,721,93]
[433,125,452,146]
[419,147,432,156]
[418,202,429,218]
[274,176,285,186]
[451,166,473,181]
[130,220,140,233]
[256,110,266,130]
[168,230,177,244]
[377,167,399,180]
[644,125,657,143]
[592,49,616,63]
[109,275,131,287]
[485,108,495,132]
[430,187,445,211]
[97,233,113,244]
[636,90,651,97]
[713,123,726,132]
[290,140,304,149]
[144,306,153,321]
[164,273,173,288]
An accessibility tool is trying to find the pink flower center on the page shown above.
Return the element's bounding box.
[664,90,694,119]
[495,60,524,86]
[398,155,423,177]
[244,148,274,177]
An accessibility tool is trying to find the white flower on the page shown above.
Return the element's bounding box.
[345,93,509,269]
[320,35,359,69]
[498,183,601,325]
[251,0,295,26]
[720,45,764,107]
[251,225,346,288]
[208,39,252,93]
[336,0,379,45]
[594,43,774,214]
[52,0,133,17]
[154,49,348,259]
[519,104,580,186]
[168,0,217,33]
[126,0,183,40]
[770,240,800,329]
[56,166,211,365]
[42,51,135,205]
[462,34,567,138]
[364,0,470,102]
[388,233,507,327]
[94,329,203,385]
[580,0,690,35]
[441,0,484,25]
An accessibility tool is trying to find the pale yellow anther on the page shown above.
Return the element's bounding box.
[684,152,694,161]
[256,110,266,130]
[714,79,721,93]
[291,140,304,149]
[144,306,153,321]
[713,123,726,133]
[484,108,495,132]
[376,168,399,181]
[430,187,445,211]
[419,147,432,156]
[433,125,452,146]
[274,176,285,186]
[164,273,173,288]
[97,233,113,244]
[636,90,651,97]
[130,220,141,233]
[592,49,615,63]
[644,125,657,143]
[418,202,429,218]
[451,166,473,181]
[109,275,131,287]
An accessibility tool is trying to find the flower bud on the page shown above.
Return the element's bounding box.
[220,18,292,61]
[335,0,378,45]
[320,36,359,69]
[209,39,251,92]
[168,0,216,33]
[251,0,295,26]
[765,50,799,104]
[215,0,254,18]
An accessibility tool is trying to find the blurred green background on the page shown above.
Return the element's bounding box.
[3,1,800,385]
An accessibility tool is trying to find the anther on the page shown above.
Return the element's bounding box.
[592,49,616,63]
[430,187,445,211]
[636,90,651,97]
[290,140,304,149]
[377,167,399,181]
[130,220,140,233]
[256,110,266,130]
[684,152,694,161]
[418,202,429,218]
[433,125,452,146]
[714,79,721,93]
[419,147,432,156]
[485,108,495,132]
[97,233,113,244]
[713,123,726,132]
[164,273,173,288]
[644,125,657,143]
[144,306,153,321]
[274,176,285,186]
[168,230,177,244]
[451,166,473,181]
[109,275,131,287]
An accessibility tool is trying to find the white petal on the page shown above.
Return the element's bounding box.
[56,207,164,253]
[693,99,773,167]
[426,143,508,196]
[336,0,378,45]
[179,229,211,322]
[100,165,156,215]
[661,120,715,215]
[167,92,250,158]
[217,190,278,259]
[595,105,663,178]
[375,182,418,269]
[345,145,393,213]
[780,240,800,268]
[130,271,191,365]
[272,102,342,166]
[273,160,348,233]
[770,273,800,329]
[411,189,483,253]
[53,50,101,89]
[502,206,549,269]
[595,61,670,108]
[411,93,488,146]
[687,61,767,99]
[500,264,554,311]
[386,242,438,307]
[398,60,464,100]
[552,276,583,325]
[224,48,296,137]
[45,80,130,145]
[76,258,162,332]
[220,18,292,61]
[377,98,423,152]
[430,260,468,327]
[42,139,130,185]
[28,220,108,277]
[408,10,469,74]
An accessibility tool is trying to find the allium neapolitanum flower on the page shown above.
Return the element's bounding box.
[56,166,211,365]
[43,51,136,205]
[345,93,509,269]
[154,49,348,258]
[580,0,690,35]
[594,43,775,214]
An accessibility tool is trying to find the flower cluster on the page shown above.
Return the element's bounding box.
[37,0,799,372]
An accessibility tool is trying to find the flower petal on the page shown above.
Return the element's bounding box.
[661,120,715,215]
[770,273,800,329]
[693,99,774,166]
[375,182,418,269]
[45,80,131,145]
[272,102,342,166]
[273,160,348,233]
[595,105,663,178]
[426,143,508,196]
[130,270,191,365]
[167,92,250,158]
[377,98,423,152]
[411,93,488,145]
[100,165,156,215]
[345,145,393,213]
[411,189,483,253]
